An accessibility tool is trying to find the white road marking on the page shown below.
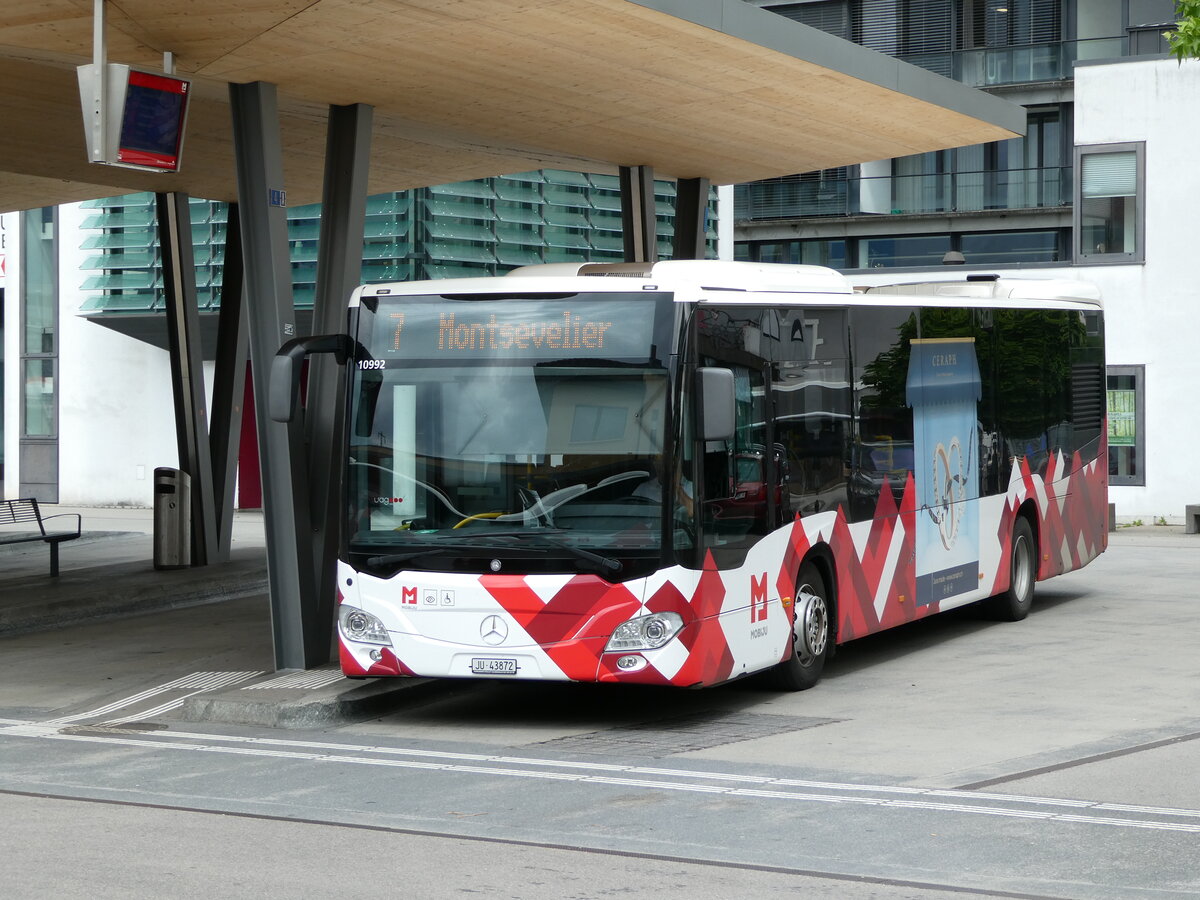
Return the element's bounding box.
[241,668,344,690]
[1,719,1199,834]
[44,672,265,726]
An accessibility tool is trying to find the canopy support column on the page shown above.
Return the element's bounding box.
[157,191,219,566]
[307,102,374,659]
[208,203,248,559]
[619,165,656,263]
[672,177,711,260]
[229,80,321,670]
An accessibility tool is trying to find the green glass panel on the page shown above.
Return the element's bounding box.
[363,241,409,259]
[424,263,491,280]
[590,211,623,233]
[77,291,158,312]
[494,224,543,246]
[544,185,591,208]
[79,231,155,250]
[589,191,622,211]
[366,194,411,215]
[80,271,156,290]
[495,204,542,225]
[361,263,412,282]
[364,218,412,237]
[502,171,545,183]
[80,251,155,270]
[424,221,495,242]
[426,199,496,221]
[80,210,154,229]
[544,208,588,228]
[427,242,496,264]
[287,221,321,241]
[430,181,496,199]
[543,227,590,250]
[495,247,543,266]
[544,248,585,263]
[591,233,624,252]
[293,285,316,308]
[544,169,590,186]
[494,181,541,203]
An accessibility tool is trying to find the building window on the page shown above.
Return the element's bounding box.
[1075,142,1144,264]
[1107,365,1144,486]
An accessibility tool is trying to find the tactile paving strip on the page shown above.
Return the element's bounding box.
[535,711,841,757]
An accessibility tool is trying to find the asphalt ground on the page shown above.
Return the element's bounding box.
[1,508,1197,753]
[2,509,1199,896]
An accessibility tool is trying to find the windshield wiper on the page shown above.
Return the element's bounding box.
[537,538,622,577]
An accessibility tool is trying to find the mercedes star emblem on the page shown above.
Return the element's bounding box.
[480,615,508,645]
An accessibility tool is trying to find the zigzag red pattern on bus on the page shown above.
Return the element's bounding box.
[831,472,923,643]
[481,574,642,681]
[988,443,1108,595]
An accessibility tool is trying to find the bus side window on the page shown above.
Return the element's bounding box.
[772,308,850,519]
[694,306,771,564]
[850,307,919,523]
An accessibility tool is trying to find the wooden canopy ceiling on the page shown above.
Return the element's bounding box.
[0,0,1024,213]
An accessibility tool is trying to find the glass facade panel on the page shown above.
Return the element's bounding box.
[959,230,1062,264]
[1076,144,1143,262]
[22,358,55,437]
[1107,367,1144,486]
[860,234,951,268]
[22,209,56,355]
[77,173,718,321]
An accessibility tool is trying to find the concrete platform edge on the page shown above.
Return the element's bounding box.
[181,676,434,729]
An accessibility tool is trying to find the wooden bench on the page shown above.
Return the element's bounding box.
[0,499,82,576]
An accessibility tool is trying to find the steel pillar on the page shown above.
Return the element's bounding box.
[208,203,248,560]
[672,177,711,261]
[228,81,322,670]
[307,102,373,659]
[157,191,219,566]
[619,165,656,263]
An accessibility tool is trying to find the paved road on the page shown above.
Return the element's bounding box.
[1,526,1198,897]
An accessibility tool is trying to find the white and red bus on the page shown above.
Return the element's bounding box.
[294,261,1107,690]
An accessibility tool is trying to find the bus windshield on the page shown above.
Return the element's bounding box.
[346,292,676,577]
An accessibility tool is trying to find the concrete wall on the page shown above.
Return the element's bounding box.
[56,202,180,506]
[1073,59,1200,522]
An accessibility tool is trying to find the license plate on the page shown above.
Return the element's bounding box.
[471,657,518,675]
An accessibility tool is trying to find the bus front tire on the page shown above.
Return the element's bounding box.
[987,516,1036,621]
[768,562,831,692]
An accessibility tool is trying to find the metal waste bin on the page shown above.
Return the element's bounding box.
[153,467,191,569]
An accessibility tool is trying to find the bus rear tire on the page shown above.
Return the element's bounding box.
[768,562,831,691]
[987,516,1036,621]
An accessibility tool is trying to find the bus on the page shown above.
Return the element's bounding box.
[273,261,1107,690]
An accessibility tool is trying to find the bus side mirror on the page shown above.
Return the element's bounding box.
[269,333,355,423]
[696,367,735,442]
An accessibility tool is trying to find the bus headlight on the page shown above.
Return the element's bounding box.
[605,612,684,652]
[338,605,392,645]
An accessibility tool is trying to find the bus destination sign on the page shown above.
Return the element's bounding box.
[370,296,665,362]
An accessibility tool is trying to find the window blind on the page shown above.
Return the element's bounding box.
[1081,152,1136,199]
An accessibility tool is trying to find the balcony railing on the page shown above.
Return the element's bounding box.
[898,36,1127,87]
[736,166,1072,221]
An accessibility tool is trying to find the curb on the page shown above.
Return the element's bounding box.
[181,676,434,728]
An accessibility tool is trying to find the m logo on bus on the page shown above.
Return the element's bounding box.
[750,573,769,623]
[401,587,418,605]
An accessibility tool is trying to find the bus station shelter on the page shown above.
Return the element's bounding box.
[0,0,1024,670]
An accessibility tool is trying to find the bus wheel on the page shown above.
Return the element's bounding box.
[769,562,830,691]
[988,516,1036,621]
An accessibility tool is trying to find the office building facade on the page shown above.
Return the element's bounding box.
[735,0,1194,521]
